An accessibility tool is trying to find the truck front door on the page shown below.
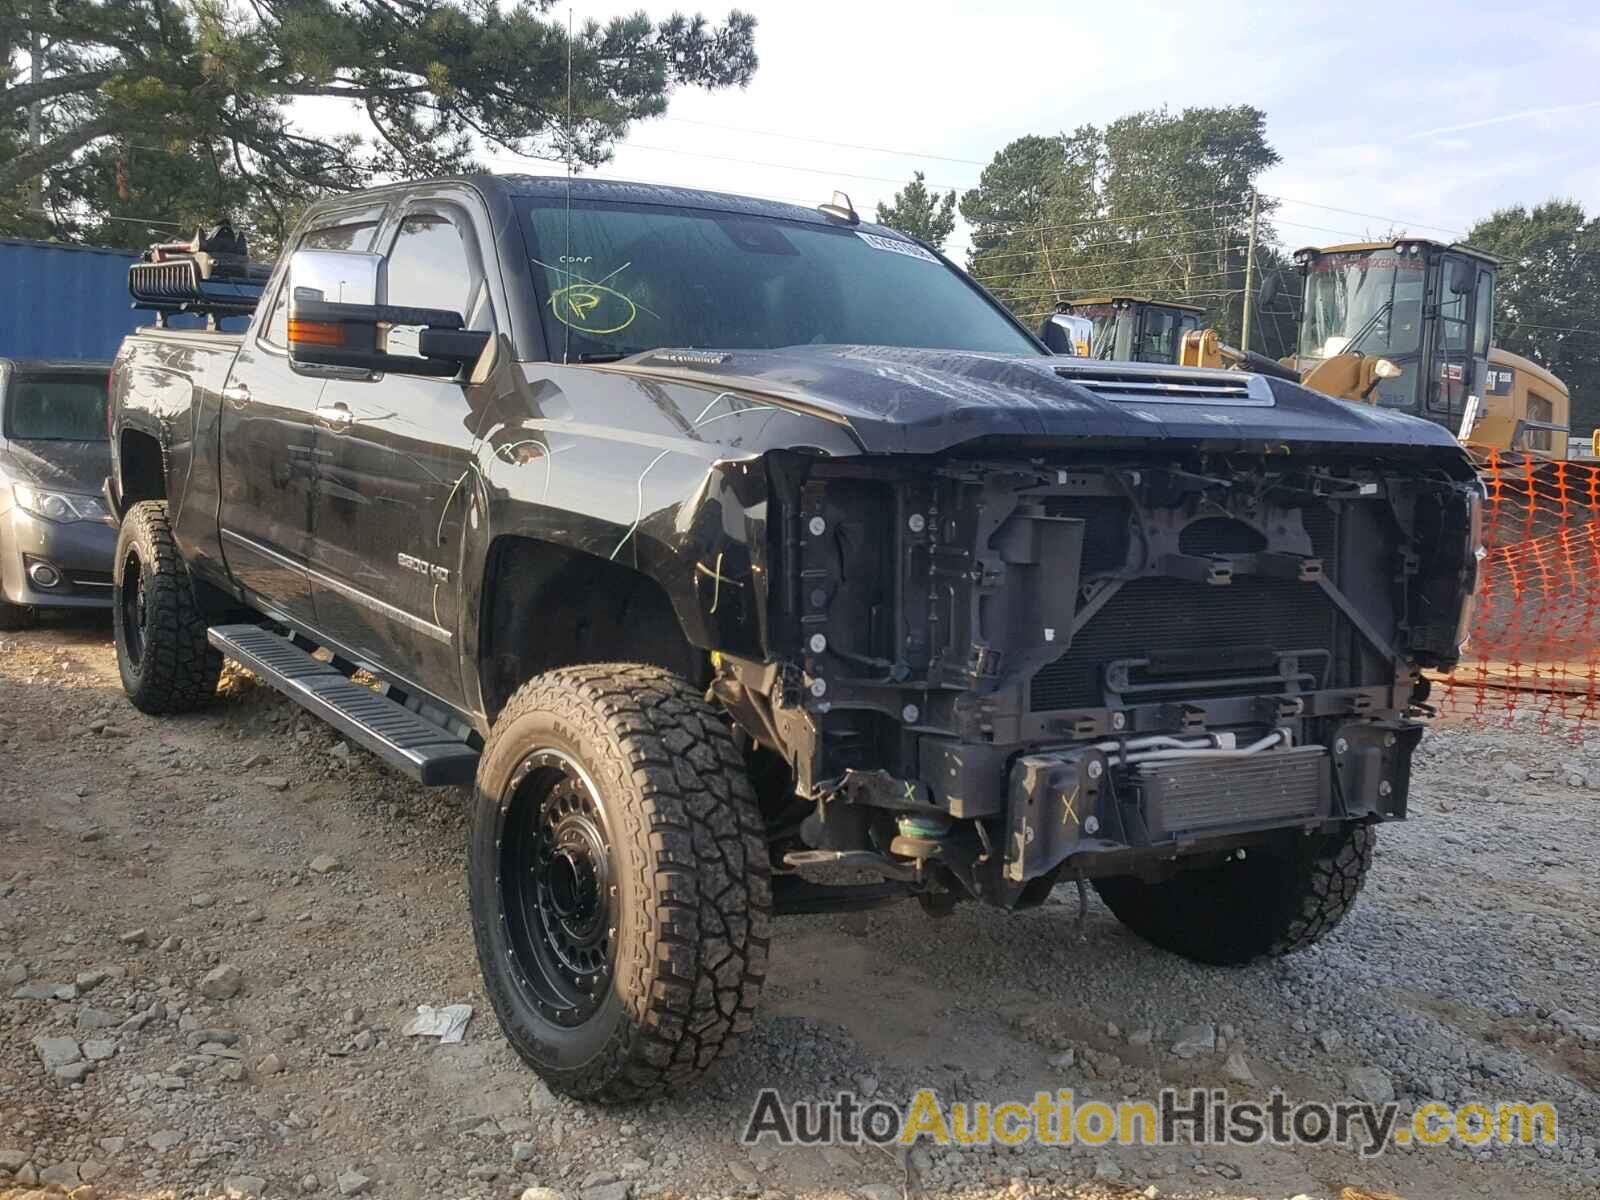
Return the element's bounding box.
[312,200,494,707]
[216,206,388,622]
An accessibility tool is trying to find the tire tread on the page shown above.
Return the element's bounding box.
[471,664,770,1103]
[113,501,221,714]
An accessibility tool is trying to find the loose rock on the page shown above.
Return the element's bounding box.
[34,1037,82,1071]
[1171,1023,1217,1059]
[199,963,243,1000]
[1345,1066,1396,1104]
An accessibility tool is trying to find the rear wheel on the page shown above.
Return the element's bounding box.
[469,664,770,1102]
[112,501,221,714]
[1092,823,1375,965]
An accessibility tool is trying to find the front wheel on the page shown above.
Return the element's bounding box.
[469,664,770,1102]
[1092,823,1375,965]
[112,501,221,714]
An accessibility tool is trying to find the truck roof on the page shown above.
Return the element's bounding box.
[340,173,917,240]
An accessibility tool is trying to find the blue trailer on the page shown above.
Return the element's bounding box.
[0,238,168,361]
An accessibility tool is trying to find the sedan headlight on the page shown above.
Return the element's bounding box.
[12,483,108,524]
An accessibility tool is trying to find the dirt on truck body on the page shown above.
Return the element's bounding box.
[105,175,1481,1101]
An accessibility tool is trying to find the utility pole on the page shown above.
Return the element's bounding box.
[1240,190,1260,354]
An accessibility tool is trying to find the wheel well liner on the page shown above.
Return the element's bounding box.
[118,429,166,506]
[479,536,706,719]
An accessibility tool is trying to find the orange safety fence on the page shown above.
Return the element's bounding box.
[1436,450,1600,735]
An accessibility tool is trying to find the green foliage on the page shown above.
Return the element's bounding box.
[1467,201,1600,436]
[1,0,757,250]
[960,106,1282,352]
[875,170,956,250]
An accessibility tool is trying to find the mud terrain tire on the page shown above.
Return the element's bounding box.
[1092,823,1375,965]
[469,664,770,1102]
[112,501,221,714]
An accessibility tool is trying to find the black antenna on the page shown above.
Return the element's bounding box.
[562,4,573,366]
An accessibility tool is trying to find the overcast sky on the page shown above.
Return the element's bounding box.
[469,0,1600,261]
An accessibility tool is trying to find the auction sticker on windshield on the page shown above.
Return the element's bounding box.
[856,231,938,263]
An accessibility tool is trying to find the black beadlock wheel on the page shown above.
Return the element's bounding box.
[112,501,222,714]
[1092,823,1376,966]
[469,664,770,1102]
[501,748,617,1028]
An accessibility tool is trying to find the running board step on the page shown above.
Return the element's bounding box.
[207,624,479,786]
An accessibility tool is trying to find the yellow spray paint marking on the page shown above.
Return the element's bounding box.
[695,552,732,615]
[1060,784,1080,827]
[548,283,637,335]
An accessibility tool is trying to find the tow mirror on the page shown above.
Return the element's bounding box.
[1258,271,1280,309]
[286,249,490,378]
[1449,260,1476,295]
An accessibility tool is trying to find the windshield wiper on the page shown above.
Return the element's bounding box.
[574,352,629,364]
[1341,298,1392,357]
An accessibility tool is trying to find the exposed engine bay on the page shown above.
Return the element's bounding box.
[713,448,1481,912]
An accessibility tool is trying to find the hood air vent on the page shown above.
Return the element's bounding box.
[1052,362,1276,407]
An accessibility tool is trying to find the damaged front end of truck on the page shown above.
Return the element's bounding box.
[698,364,1482,919]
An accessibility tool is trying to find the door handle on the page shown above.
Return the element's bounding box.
[222,382,250,407]
[316,402,355,432]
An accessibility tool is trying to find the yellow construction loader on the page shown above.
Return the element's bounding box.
[1174,238,1571,457]
[1055,294,1206,364]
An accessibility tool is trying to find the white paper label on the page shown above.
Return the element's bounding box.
[856,231,938,263]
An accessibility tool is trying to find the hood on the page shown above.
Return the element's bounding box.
[0,438,112,495]
[610,345,1469,458]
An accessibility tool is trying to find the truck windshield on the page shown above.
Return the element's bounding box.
[519,199,1041,361]
[4,374,108,441]
[1298,250,1426,363]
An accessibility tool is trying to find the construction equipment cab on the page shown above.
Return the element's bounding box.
[1055,295,1204,364]
[1291,241,1487,425]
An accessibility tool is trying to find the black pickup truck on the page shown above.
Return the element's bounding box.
[107,175,1480,1101]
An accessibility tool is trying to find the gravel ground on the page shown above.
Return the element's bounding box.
[1,613,1597,1200]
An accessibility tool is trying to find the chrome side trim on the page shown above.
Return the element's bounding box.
[220,528,453,646]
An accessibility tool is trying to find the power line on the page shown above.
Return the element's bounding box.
[1271,217,1379,243]
[967,199,1251,243]
[1499,319,1600,338]
[969,223,1254,270]
[1000,272,1245,307]
[977,251,1248,290]
[1267,194,1466,239]
[620,141,968,193]
[655,116,989,168]
[26,206,183,228]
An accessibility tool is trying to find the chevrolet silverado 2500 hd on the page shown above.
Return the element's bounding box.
[106,176,1481,1101]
